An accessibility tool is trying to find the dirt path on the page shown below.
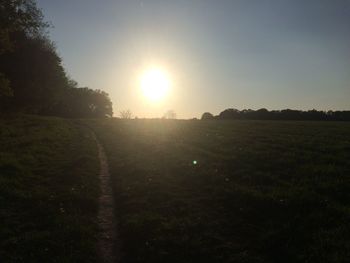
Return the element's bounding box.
[95,135,121,263]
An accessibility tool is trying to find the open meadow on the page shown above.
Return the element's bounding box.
[0,115,100,262]
[2,116,350,263]
[90,119,350,263]
[1,1,350,262]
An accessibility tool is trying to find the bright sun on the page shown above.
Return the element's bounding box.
[140,68,170,102]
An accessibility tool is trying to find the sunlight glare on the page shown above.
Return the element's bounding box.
[140,68,170,102]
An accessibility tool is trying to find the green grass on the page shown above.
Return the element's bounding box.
[90,119,350,263]
[0,115,100,262]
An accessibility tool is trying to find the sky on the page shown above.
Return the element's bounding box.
[37,0,350,118]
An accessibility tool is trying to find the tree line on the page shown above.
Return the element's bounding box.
[202,108,350,121]
[0,0,112,118]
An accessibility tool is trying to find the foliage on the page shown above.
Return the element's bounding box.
[0,0,113,118]
[0,34,67,113]
[214,108,350,121]
[0,115,100,262]
[0,0,47,102]
[53,87,113,118]
[163,110,177,119]
[201,112,214,120]
[120,109,132,119]
[0,0,48,53]
[90,119,350,263]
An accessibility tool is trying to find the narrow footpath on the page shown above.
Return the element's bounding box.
[94,135,121,263]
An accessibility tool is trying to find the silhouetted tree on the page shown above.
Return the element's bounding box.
[0,34,69,113]
[213,108,350,121]
[201,112,214,120]
[0,0,48,101]
[219,108,240,119]
[54,87,113,118]
[254,108,270,119]
[0,0,48,52]
[0,0,113,118]
[163,110,177,119]
[120,110,132,119]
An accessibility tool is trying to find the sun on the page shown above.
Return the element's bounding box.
[140,68,170,102]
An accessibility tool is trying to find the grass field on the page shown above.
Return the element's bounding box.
[2,116,350,263]
[0,115,100,262]
[90,119,350,263]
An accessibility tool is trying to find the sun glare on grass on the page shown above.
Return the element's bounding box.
[140,68,171,102]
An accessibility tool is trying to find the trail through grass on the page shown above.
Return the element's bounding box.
[94,133,120,263]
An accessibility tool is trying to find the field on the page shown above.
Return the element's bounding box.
[1,116,350,263]
[0,115,100,262]
[90,119,350,263]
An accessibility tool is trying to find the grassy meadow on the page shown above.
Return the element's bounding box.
[0,115,100,262]
[1,116,350,263]
[90,119,350,263]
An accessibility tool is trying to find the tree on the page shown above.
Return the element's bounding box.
[52,87,113,118]
[163,110,176,119]
[120,110,132,119]
[0,0,114,118]
[201,112,214,120]
[0,35,69,113]
[219,108,240,119]
[0,0,48,102]
[213,108,350,121]
[0,0,48,47]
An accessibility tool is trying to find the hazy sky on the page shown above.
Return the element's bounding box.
[37,0,350,118]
